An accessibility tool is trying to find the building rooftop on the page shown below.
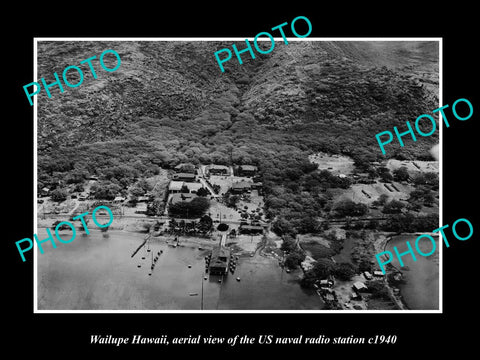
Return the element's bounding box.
[352,282,368,291]
[240,165,258,171]
[185,182,204,191]
[232,181,252,189]
[174,173,196,178]
[169,181,185,191]
[170,193,197,204]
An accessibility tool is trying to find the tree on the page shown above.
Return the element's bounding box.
[366,280,390,300]
[378,167,393,182]
[127,196,138,207]
[358,259,372,273]
[272,217,295,236]
[296,215,319,234]
[225,194,240,208]
[280,236,297,253]
[382,200,405,214]
[309,258,336,279]
[284,250,306,269]
[332,199,368,218]
[377,194,389,206]
[169,197,210,218]
[73,183,84,193]
[64,169,88,184]
[50,188,68,202]
[198,214,213,232]
[380,172,393,182]
[393,166,409,182]
[423,192,435,207]
[414,172,438,188]
[90,181,121,200]
[217,223,229,231]
[146,199,164,216]
[333,262,356,281]
[196,187,210,197]
[130,186,145,197]
[137,178,153,192]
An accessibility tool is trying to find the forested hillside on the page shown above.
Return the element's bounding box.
[37,40,439,234]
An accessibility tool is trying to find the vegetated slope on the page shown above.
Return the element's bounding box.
[237,41,439,158]
[37,40,439,188]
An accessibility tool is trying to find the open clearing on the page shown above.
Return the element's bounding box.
[308,152,355,175]
[336,181,414,204]
[386,159,438,174]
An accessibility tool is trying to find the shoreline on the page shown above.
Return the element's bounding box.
[37,215,433,311]
[380,234,409,310]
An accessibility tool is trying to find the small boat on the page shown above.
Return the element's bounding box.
[236,277,241,281]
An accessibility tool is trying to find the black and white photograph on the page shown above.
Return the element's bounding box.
[34,39,440,311]
[6,6,478,356]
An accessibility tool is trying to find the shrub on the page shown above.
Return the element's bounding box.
[382,200,405,214]
[50,188,68,202]
[332,199,368,218]
[332,262,356,281]
[366,280,391,300]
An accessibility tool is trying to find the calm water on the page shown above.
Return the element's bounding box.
[385,234,440,310]
[37,229,322,310]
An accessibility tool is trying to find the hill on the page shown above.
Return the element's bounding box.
[37,40,439,216]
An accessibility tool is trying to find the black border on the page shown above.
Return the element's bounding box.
[6,5,478,355]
